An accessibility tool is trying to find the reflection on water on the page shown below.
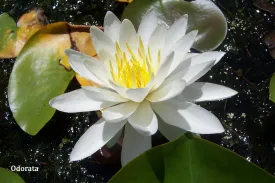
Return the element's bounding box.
[0,0,275,182]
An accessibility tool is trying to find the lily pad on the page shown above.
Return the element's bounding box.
[122,0,227,51]
[269,74,275,103]
[0,10,48,58]
[108,134,275,183]
[0,167,25,183]
[8,22,97,135]
[0,13,18,58]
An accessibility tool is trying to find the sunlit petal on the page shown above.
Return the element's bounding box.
[138,10,159,48]
[120,19,138,52]
[182,61,215,85]
[128,100,158,136]
[147,80,186,102]
[65,49,103,85]
[152,100,224,134]
[165,14,188,52]
[181,82,238,102]
[104,11,121,42]
[82,86,129,103]
[70,119,126,162]
[167,30,198,74]
[49,89,117,113]
[90,26,115,54]
[102,102,139,123]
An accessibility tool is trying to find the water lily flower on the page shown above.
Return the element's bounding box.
[49,11,237,166]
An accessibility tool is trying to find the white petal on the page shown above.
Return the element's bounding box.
[102,102,139,123]
[109,79,153,102]
[109,80,129,99]
[121,124,151,166]
[151,100,224,134]
[128,100,158,136]
[158,117,186,141]
[119,19,138,52]
[189,51,226,66]
[138,10,159,48]
[148,23,167,67]
[90,26,115,54]
[49,89,117,113]
[104,11,121,42]
[147,80,186,102]
[126,86,152,102]
[97,49,115,63]
[182,61,215,85]
[185,53,199,60]
[84,58,110,86]
[168,30,198,74]
[82,86,129,103]
[181,82,238,102]
[165,14,188,52]
[164,58,191,84]
[70,119,126,162]
[152,52,175,91]
[97,49,118,74]
[65,49,103,85]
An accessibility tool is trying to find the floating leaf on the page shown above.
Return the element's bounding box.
[0,167,25,183]
[122,0,227,52]
[109,134,275,183]
[116,0,133,3]
[0,13,18,58]
[8,22,97,135]
[269,74,275,103]
[0,10,48,58]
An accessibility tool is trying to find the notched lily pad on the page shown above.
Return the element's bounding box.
[8,22,97,135]
[122,0,227,52]
[0,9,48,58]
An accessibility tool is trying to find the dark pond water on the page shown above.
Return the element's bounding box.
[0,0,275,182]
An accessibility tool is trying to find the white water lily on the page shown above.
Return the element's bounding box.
[49,11,237,166]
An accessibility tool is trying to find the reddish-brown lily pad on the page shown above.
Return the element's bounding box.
[0,10,48,58]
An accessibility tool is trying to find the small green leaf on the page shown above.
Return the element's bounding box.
[0,13,18,58]
[0,167,25,183]
[122,0,227,51]
[269,74,275,102]
[109,134,275,183]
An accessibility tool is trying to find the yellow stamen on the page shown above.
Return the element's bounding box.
[126,42,138,62]
[158,50,161,64]
[109,61,116,82]
[111,38,159,88]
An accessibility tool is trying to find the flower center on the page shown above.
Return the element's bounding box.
[109,37,161,89]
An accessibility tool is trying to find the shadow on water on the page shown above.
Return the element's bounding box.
[0,0,275,182]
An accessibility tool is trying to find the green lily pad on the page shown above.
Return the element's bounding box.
[8,22,98,135]
[108,134,275,183]
[122,0,227,52]
[0,167,25,183]
[269,74,275,103]
[0,13,18,58]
